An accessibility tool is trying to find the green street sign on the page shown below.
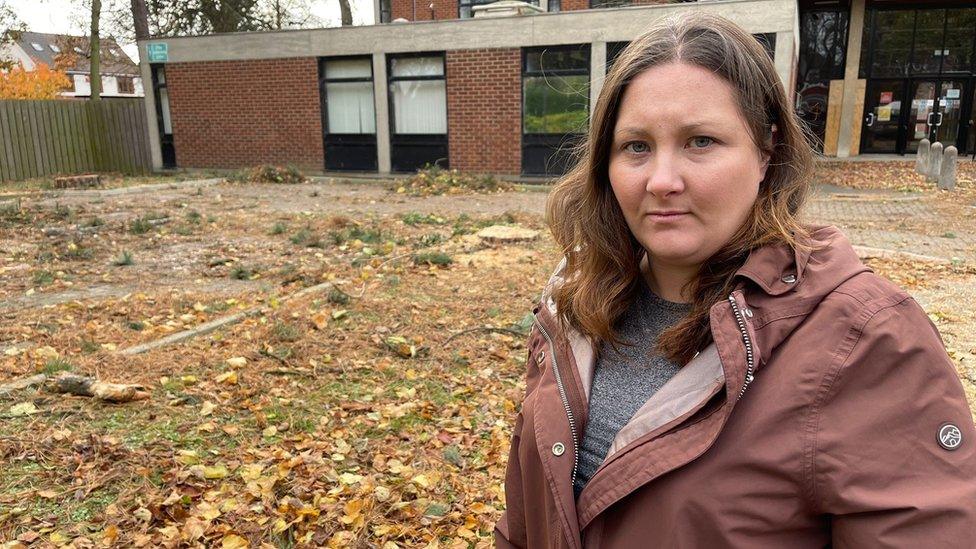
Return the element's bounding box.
[147,43,168,63]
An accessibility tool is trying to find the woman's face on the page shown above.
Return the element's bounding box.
[608,62,769,272]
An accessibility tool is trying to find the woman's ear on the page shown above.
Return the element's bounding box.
[759,123,777,181]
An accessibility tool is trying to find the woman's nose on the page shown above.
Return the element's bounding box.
[644,153,685,197]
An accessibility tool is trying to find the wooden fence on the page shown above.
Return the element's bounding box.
[0,99,153,182]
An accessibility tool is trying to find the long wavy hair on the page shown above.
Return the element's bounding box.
[546,12,815,365]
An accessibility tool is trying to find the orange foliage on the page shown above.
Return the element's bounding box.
[0,62,72,100]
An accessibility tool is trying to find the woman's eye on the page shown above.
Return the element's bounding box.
[624,141,648,153]
[689,136,714,149]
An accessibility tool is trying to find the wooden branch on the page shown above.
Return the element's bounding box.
[49,374,149,403]
[0,374,48,398]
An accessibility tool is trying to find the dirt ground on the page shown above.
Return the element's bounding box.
[1,161,975,547]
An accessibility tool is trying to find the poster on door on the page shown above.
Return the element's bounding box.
[877,105,892,122]
[880,91,893,105]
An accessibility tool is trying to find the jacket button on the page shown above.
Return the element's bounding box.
[743,308,754,318]
[552,442,565,456]
[782,274,797,284]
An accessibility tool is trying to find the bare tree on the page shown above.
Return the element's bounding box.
[131,0,150,40]
[90,0,102,101]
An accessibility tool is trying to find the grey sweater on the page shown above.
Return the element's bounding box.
[573,278,691,498]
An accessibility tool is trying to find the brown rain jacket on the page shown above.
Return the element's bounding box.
[495,224,976,548]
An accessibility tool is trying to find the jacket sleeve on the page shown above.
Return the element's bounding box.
[813,296,976,548]
[495,320,544,548]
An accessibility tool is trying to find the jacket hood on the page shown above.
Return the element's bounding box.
[732,224,873,364]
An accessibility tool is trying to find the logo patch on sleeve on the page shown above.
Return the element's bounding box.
[938,423,963,451]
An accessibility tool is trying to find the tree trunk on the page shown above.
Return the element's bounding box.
[90,0,102,101]
[338,0,353,26]
[130,0,150,41]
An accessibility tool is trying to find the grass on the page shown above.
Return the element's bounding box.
[112,250,134,266]
[32,270,55,286]
[290,227,323,248]
[230,265,257,280]
[413,252,453,267]
[42,357,73,375]
[401,212,447,226]
[129,216,154,235]
[270,222,287,235]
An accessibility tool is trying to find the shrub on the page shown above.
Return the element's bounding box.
[230,164,307,185]
[412,252,453,267]
[112,250,134,266]
[392,164,515,196]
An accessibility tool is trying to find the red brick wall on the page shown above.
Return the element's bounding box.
[391,0,459,21]
[166,57,323,171]
[560,0,589,11]
[446,48,521,175]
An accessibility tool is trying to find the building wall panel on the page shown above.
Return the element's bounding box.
[166,57,323,170]
[446,48,522,174]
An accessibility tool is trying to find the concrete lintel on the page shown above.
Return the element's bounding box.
[136,0,797,64]
[773,31,794,99]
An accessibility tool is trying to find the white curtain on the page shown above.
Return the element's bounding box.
[326,59,372,79]
[391,56,446,135]
[391,56,443,78]
[326,81,376,134]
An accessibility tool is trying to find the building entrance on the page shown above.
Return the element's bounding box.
[862,77,974,155]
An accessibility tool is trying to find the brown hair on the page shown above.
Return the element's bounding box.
[546,12,815,364]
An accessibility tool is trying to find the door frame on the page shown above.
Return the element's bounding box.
[318,55,379,172]
[860,79,906,154]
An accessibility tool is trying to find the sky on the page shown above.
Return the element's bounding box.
[5,0,372,62]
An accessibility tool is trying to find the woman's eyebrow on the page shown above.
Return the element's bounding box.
[614,121,726,139]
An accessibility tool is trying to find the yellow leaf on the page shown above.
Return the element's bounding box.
[9,402,39,417]
[215,371,238,385]
[411,474,430,488]
[49,532,70,544]
[338,473,364,485]
[262,426,278,438]
[311,312,329,330]
[200,401,216,416]
[220,534,249,549]
[239,464,263,481]
[195,501,222,521]
[226,357,247,368]
[176,450,200,465]
[102,524,120,545]
[272,518,290,534]
[204,465,230,479]
[221,534,249,549]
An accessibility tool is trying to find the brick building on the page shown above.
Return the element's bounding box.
[138,0,976,176]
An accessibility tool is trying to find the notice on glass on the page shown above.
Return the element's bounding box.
[877,106,892,122]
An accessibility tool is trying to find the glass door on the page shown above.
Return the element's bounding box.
[967,84,976,156]
[861,80,905,154]
[934,80,966,148]
[906,80,937,154]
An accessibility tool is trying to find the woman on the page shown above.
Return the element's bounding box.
[495,13,976,548]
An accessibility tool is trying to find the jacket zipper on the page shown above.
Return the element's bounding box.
[534,315,580,489]
[727,293,756,400]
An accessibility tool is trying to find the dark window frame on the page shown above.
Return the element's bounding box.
[319,55,376,136]
[861,5,976,80]
[521,44,591,137]
[117,75,135,94]
[386,51,448,138]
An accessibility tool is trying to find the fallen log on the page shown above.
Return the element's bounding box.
[0,374,48,398]
[49,374,149,403]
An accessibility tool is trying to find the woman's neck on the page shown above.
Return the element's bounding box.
[640,254,697,304]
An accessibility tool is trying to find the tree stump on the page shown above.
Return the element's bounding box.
[53,174,103,189]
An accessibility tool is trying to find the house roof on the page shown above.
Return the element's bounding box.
[13,31,139,76]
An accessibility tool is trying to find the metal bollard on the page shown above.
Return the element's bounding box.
[939,146,957,191]
[928,141,943,182]
[917,139,930,175]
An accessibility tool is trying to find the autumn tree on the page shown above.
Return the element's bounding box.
[0,63,72,99]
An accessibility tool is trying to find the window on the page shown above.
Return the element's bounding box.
[74,46,84,54]
[522,46,590,135]
[797,8,849,152]
[942,8,976,73]
[866,10,916,77]
[549,0,560,11]
[389,55,446,135]
[753,33,776,61]
[66,74,76,93]
[49,44,61,53]
[117,76,134,94]
[459,0,538,18]
[323,58,375,134]
[31,43,43,51]
[379,0,391,22]
[911,9,946,74]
